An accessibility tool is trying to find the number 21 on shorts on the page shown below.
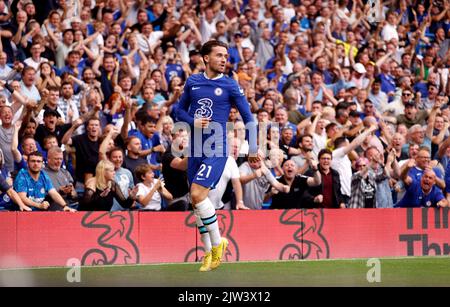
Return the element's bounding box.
[197,164,212,179]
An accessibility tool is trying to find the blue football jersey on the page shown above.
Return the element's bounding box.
[176,73,257,157]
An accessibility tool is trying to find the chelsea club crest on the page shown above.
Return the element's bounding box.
[214,88,223,96]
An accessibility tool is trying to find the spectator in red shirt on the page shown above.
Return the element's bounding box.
[304,149,346,208]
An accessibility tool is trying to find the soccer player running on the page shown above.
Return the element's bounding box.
[176,40,259,272]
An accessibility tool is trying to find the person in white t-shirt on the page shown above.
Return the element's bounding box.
[24,43,48,71]
[135,164,173,211]
[137,23,164,55]
[331,125,378,205]
[208,137,248,210]
[381,12,399,42]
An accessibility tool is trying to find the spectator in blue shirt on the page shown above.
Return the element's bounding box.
[399,147,445,192]
[13,151,75,211]
[396,168,447,208]
[128,113,164,171]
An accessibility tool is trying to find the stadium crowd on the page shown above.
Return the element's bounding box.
[0,0,449,212]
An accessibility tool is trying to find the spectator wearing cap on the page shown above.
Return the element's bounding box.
[351,63,369,90]
[34,107,72,149]
[69,16,83,32]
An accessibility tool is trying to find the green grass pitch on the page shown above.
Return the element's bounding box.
[1,257,450,287]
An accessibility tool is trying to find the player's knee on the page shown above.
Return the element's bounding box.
[191,190,205,206]
[191,186,209,205]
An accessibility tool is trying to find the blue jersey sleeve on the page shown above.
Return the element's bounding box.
[229,80,258,154]
[13,170,28,194]
[434,189,445,204]
[176,78,195,126]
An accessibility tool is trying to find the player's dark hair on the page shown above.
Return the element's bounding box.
[200,40,228,59]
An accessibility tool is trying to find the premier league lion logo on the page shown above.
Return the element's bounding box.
[279,209,330,260]
[81,211,140,266]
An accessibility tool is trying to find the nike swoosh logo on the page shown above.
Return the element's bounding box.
[192,87,200,90]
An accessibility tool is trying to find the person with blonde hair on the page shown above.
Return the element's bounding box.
[159,115,174,150]
[79,160,138,211]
